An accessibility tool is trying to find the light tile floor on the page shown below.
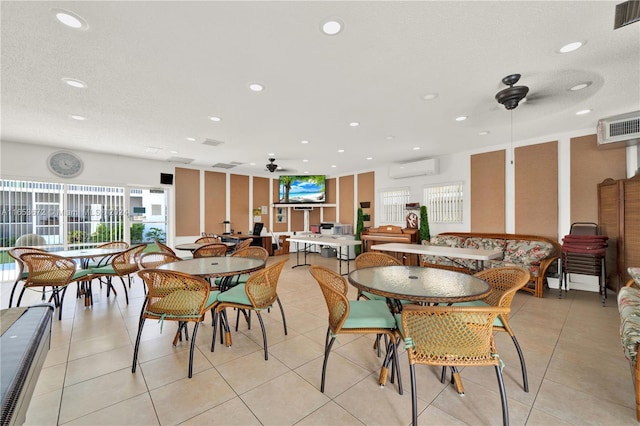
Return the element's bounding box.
[2,253,636,425]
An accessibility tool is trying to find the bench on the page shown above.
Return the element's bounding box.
[419,232,561,298]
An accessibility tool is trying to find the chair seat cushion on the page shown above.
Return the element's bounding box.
[91,265,115,275]
[204,291,220,310]
[216,284,250,306]
[72,269,94,281]
[361,291,386,301]
[343,300,396,329]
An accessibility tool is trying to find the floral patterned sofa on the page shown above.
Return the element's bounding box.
[617,267,640,421]
[420,232,561,298]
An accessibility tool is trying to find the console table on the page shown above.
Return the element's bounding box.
[222,234,273,256]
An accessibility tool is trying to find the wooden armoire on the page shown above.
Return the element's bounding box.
[598,174,640,292]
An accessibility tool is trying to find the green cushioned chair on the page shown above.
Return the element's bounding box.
[91,244,147,304]
[309,265,402,394]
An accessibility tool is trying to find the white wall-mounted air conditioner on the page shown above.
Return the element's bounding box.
[597,110,640,147]
[388,158,439,179]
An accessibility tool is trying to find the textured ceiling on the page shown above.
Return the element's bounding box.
[1,1,639,177]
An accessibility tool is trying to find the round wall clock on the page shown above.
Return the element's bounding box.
[47,151,84,178]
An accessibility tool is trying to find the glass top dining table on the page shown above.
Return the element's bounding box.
[156,257,265,290]
[348,265,491,305]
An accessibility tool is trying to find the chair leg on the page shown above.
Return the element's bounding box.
[188,322,199,378]
[57,286,69,320]
[8,279,21,308]
[118,276,129,304]
[16,287,27,307]
[321,332,337,393]
[440,366,446,384]
[510,333,529,392]
[255,312,268,360]
[391,337,403,395]
[410,364,418,426]
[276,296,287,335]
[495,365,510,426]
[211,310,218,352]
[132,316,146,373]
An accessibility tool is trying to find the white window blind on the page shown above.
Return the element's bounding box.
[424,183,463,223]
[380,188,410,224]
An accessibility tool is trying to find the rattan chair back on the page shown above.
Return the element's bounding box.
[355,252,402,269]
[97,241,129,249]
[9,247,47,277]
[195,236,221,243]
[232,246,269,262]
[402,304,508,367]
[244,258,288,309]
[137,269,211,320]
[112,244,147,276]
[473,266,530,321]
[193,243,228,258]
[232,238,253,253]
[154,240,176,255]
[309,265,350,334]
[19,252,77,288]
[139,252,181,269]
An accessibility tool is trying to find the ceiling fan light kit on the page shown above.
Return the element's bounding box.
[266,158,278,172]
[495,74,530,110]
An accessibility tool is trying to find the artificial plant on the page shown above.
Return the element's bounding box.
[355,207,364,255]
[419,205,431,243]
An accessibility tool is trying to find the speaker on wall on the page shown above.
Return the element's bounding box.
[160,173,174,185]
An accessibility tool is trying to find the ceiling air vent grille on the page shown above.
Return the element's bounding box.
[614,0,640,29]
[212,163,236,169]
[202,139,224,147]
[597,111,640,147]
[167,156,195,164]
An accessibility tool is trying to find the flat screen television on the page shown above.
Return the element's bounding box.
[278,175,326,204]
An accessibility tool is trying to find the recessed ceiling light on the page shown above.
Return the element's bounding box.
[302,159,309,163]
[250,162,256,166]
[145,146,162,153]
[331,164,337,168]
[569,82,592,91]
[62,78,86,88]
[412,147,420,151]
[337,149,345,153]
[70,115,86,121]
[170,150,178,154]
[208,116,221,122]
[186,137,196,142]
[455,116,468,122]
[248,83,264,92]
[53,9,87,29]
[366,157,373,160]
[576,109,592,115]
[349,121,360,127]
[300,140,309,144]
[422,93,438,101]
[304,171,309,174]
[386,135,395,140]
[479,130,490,136]
[321,18,343,35]
[559,41,583,53]
[268,152,275,156]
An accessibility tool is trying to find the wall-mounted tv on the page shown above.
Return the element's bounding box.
[278,175,326,204]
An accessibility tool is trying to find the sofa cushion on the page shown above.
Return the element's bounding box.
[430,235,467,248]
[618,286,640,362]
[503,240,553,266]
[464,237,506,256]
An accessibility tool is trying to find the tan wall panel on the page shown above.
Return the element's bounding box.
[230,174,249,234]
[357,171,375,225]
[253,176,270,232]
[323,178,337,222]
[175,167,200,236]
[204,171,226,234]
[471,150,506,233]
[515,141,558,239]
[291,209,304,231]
[339,175,355,225]
[570,134,627,224]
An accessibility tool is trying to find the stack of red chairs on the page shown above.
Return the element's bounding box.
[558,222,608,305]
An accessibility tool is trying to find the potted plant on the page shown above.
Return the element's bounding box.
[419,205,431,244]
[355,207,364,255]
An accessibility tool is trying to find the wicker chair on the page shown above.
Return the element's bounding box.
[87,241,129,268]
[7,247,47,308]
[18,252,93,320]
[455,266,531,392]
[232,238,253,254]
[91,244,147,304]
[133,269,219,378]
[309,265,402,394]
[213,258,288,360]
[401,304,511,426]
[193,243,228,258]
[154,240,176,256]
[195,236,221,244]
[354,252,402,300]
[138,252,182,269]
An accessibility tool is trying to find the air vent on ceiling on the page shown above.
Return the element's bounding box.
[167,156,195,164]
[212,163,237,169]
[614,0,640,29]
[202,139,224,147]
[389,158,439,179]
[597,111,640,148]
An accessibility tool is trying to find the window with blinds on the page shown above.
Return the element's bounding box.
[424,183,464,223]
[379,188,410,225]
